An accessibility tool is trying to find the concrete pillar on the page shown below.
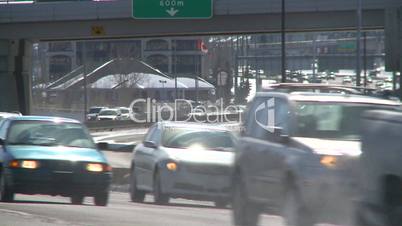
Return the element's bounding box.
[0,39,32,114]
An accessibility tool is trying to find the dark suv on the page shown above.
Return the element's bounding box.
[231,92,401,226]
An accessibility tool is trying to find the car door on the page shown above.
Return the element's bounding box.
[241,96,274,202]
[242,96,288,204]
[135,125,157,190]
[260,98,290,205]
[135,125,162,190]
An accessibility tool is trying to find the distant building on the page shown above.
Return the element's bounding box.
[39,38,208,83]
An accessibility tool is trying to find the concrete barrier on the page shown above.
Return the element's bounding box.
[87,112,241,131]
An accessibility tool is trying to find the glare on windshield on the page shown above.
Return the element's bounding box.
[7,121,95,149]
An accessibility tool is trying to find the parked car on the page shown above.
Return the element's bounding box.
[118,107,131,120]
[231,92,401,226]
[97,108,122,121]
[342,76,352,84]
[0,116,112,205]
[130,122,236,207]
[327,72,336,80]
[87,107,107,121]
[356,110,402,226]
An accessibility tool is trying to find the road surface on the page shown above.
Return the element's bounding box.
[0,192,349,226]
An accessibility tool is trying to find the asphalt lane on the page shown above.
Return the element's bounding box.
[0,192,348,226]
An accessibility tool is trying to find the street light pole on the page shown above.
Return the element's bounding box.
[173,40,178,99]
[281,0,287,83]
[83,42,88,121]
[356,0,362,87]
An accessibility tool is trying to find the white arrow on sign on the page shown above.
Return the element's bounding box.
[166,8,179,16]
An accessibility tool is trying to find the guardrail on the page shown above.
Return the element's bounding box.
[86,112,241,131]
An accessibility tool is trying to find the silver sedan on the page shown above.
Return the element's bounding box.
[129,122,236,207]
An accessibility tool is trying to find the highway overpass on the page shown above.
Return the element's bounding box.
[0,0,401,40]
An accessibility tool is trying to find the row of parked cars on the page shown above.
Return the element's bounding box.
[129,84,402,226]
[86,106,131,121]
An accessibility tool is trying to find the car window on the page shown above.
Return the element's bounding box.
[0,119,10,140]
[120,109,129,114]
[89,108,103,114]
[275,98,290,135]
[144,126,156,142]
[6,121,95,149]
[149,127,162,144]
[294,102,399,140]
[99,110,118,116]
[246,96,278,141]
[162,128,234,151]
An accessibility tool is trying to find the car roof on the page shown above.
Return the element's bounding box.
[255,92,401,106]
[262,83,375,93]
[8,116,81,123]
[100,108,119,111]
[0,112,21,117]
[157,121,231,131]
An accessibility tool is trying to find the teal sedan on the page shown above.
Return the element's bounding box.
[0,116,112,206]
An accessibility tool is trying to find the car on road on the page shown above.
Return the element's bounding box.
[261,83,376,96]
[357,110,402,226]
[342,76,352,84]
[365,76,373,84]
[118,107,131,120]
[130,122,236,207]
[86,106,107,121]
[327,72,336,80]
[97,108,122,121]
[0,116,112,206]
[231,92,401,226]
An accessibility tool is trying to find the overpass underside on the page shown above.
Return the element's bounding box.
[0,10,384,41]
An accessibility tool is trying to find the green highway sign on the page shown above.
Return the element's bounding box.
[132,0,213,19]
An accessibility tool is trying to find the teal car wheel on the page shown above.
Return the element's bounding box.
[0,173,14,202]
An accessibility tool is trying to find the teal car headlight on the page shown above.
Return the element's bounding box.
[9,160,40,169]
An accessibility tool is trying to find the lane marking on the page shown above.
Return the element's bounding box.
[0,208,33,217]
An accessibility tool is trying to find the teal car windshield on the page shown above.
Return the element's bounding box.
[7,120,95,149]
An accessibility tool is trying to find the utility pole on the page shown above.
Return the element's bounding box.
[312,35,317,81]
[356,0,362,87]
[173,39,178,99]
[363,32,367,88]
[195,56,199,103]
[281,0,287,83]
[83,42,88,121]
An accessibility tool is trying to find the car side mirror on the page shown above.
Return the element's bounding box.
[143,141,157,149]
[0,138,4,146]
[274,128,290,144]
[97,142,108,150]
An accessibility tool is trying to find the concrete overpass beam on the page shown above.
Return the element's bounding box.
[0,39,32,114]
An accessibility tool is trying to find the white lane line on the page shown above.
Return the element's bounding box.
[0,208,33,217]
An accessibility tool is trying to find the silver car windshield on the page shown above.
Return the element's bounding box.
[7,121,95,149]
[99,110,118,116]
[294,102,399,140]
[162,128,235,151]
